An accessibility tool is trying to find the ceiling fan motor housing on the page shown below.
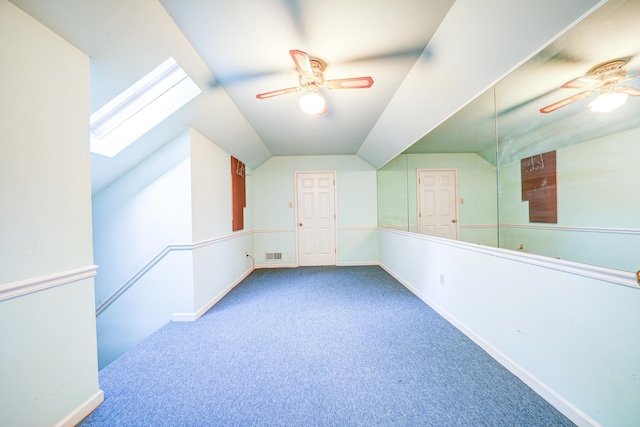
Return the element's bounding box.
[299,58,326,89]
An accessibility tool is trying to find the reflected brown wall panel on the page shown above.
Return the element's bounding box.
[521,151,557,223]
[231,156,246,231]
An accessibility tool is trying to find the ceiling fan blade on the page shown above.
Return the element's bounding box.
[256,87,299,99]
[289,49,315,80]
[615,86,640,96]
[539,91,592,113]
[561,76,601,89]
[326,76,374,90]
[621,73,640,83]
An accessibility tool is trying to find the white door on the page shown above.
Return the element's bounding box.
[417,169,459,239]
[295,171,337,266]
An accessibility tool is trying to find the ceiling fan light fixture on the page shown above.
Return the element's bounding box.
[256,50,373,115]
[589,92,628,113]
[299,91,326,115]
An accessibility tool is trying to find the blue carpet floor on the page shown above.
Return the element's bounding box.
[80,266,574,426]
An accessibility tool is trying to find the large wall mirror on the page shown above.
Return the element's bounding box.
[378,0,640,273]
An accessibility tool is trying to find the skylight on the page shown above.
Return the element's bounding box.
[90,57,201,157]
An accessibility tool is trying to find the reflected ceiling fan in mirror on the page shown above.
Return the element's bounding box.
[256,49,374,115]
[540,59,640,114]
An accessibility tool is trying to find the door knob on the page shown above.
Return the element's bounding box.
[298,223,303,226]
[452,219,457,223]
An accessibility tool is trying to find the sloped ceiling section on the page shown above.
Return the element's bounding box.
[358,0,606,168]
[159,0,455,158]
[9,0,605,192]
[9,0,271,193]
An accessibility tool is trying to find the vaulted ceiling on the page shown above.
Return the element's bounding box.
[9,0,604,193]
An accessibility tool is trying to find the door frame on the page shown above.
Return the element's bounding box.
[294,170,338,266]
[416,168,459,239]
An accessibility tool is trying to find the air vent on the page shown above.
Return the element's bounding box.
[265,252,283,260]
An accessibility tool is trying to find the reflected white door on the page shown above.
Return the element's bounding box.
[417,169,458,239]
[295,171,337,266]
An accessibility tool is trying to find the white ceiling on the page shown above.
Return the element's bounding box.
[407,0,640,164]
[9,0,605,193]
[158,0,453,157]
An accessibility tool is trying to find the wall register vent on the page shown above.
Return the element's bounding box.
[265,252,283,260]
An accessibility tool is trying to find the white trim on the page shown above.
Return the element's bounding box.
[0,265,98,303]
[254,226,377,233]
[379,227,638,289]
[378,224,410,230]
[253,228,295,234]
[337,225,377,231]
[501,223,640,235]
[379,263,602,427]
[172,267,254,321]
[255,263,299,269]
[95,244,190,316]
[336,261,379,266]
[192,230,252,248]
[53,389,104,427]
[96,231,253,316]
[380,222,637,233]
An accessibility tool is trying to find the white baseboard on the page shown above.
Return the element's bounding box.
[336,261,379,266]
[172,262,380,321]
[53,389,104,427]
[172,267,254,322]
[379,263,602,427]
[254,262,379,268]
[254,263,298,269]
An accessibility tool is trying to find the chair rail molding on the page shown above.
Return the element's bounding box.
[0,265,98,303]
[379,227,639,289]
[96,231,252,316]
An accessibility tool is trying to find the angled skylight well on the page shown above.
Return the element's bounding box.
[90,57,201,157]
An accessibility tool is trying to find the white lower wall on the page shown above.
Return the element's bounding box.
[93,129,260,368]
[92,133,193,305]
[192,233,254,311]
[189,129,255,309]
[96,250,194,368]
[379,228,640,427]
[337,227,379,266]
[0,278,101,427]
[92,132,195,368]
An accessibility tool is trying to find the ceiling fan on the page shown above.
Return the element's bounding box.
[256,49,374,115]
[540,59,640,114]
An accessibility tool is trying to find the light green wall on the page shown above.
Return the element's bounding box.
[378,153,498,246]
[253,155,378,266]
[190,128,253,309]
[93,129,255,368]
[407,153,497,228]
[190,129,236,241]
[0,2,100,425]
[377,154,409,229]
[92,132,193,304]
[499,126,640,270]
[92,130,195,369]
[0,2,94,282]
[0,280,99,427]
[559,127,640,228]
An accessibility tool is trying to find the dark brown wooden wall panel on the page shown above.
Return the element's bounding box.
[231,156,246,231]
[521,150,557,223]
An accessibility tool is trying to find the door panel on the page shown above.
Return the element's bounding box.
[296,172,337,266]
[418,169,459,240]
